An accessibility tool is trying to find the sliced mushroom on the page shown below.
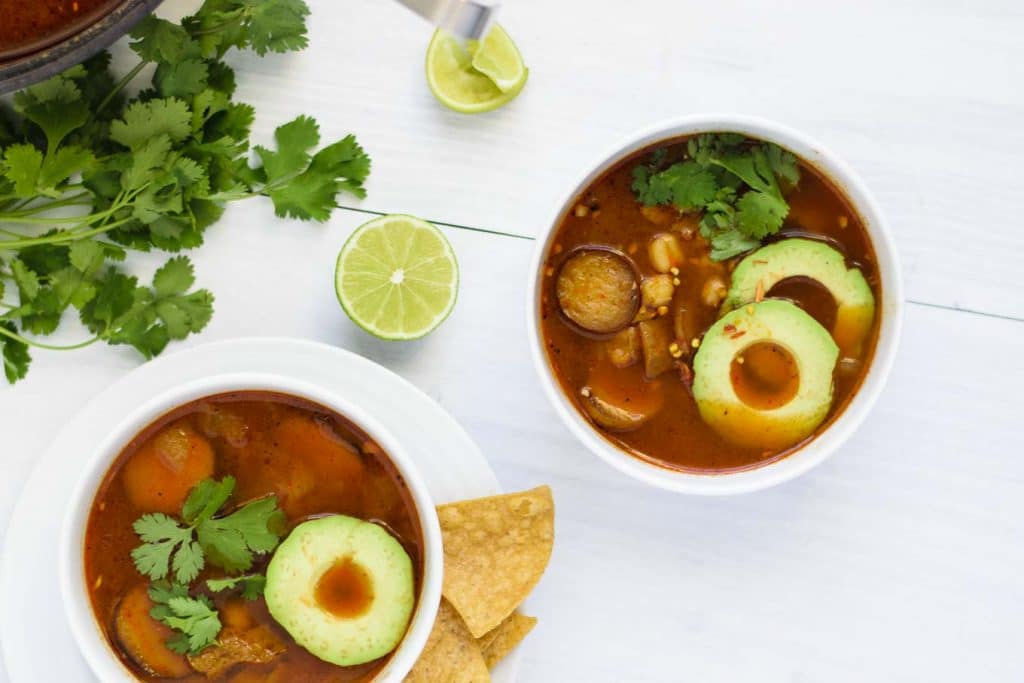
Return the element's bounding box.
[580,387,653,431]
[556,249,639,334]
[638,318,675,379]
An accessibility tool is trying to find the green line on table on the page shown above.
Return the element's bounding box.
[337,206,533,241]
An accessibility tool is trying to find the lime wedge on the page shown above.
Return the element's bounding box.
[470,24,527,93]
[336,215,458,340]
[425,25,528,113]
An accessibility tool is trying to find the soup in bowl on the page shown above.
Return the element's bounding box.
[60,374,442,681]
[528,115,902,494]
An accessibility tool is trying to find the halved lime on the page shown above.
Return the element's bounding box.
[425,25,528,113]
[336,215,458,340]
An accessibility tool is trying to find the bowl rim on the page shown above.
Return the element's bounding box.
[0,0,164,96]
[57,372,443,682]
[526,113,904,495]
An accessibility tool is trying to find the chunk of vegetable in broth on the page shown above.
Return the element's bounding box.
[606,326,641,368]
[122,424,215,514]
[638,318,675,379]
[556,249,639,333]
[114,584,192,678]
[641,274,675,309]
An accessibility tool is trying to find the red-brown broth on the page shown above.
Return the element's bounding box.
[539,136,881,471]
[83,391,423,682]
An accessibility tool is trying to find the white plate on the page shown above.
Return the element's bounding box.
[0,337,519,682]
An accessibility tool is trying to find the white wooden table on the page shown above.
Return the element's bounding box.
[2,0,1023,680]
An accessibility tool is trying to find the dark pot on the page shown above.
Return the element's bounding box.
[0,0,164,95]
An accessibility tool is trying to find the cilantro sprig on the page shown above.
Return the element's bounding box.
[132,477,283,655]
[148,581,222,655]
[131,476,284,584]
[0,0,371,383]
[631,133,801,261]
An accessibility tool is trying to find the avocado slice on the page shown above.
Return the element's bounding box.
[722,238,875,357]
[693,300,839,449]
[265,515,415,667]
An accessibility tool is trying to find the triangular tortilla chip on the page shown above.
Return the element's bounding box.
[437,486,554,637]
[477,612,537,669]
[405,599,490,683]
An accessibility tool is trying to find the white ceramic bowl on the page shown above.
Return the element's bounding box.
[527,114,904,495]
[59,373,443,682]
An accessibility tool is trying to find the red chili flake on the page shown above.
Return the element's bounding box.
[723,324,737,333]
[729,330,747,340]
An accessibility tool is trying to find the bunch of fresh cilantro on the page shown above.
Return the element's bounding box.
[631,133,800,261]
[0,0,371,384]
[133,476,284,654]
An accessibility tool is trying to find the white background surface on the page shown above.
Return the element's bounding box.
[2,0,1023,680]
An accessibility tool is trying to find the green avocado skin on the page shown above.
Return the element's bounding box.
[723,238,875,357]
[264,515,415,667]
[693,300,839,450]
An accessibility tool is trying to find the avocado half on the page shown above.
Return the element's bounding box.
[722,238,875,357]
[265,515,415,666]
[693,300,839,450]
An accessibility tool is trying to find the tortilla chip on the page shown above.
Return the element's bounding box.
[437,486,554,637]
[405,599,490,683]
[477,612,537,669]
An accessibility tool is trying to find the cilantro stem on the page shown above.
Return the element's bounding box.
[0,324,99,351]
[188,8,247,37]
[0,216,135,250]
[96,60,147,116]
[2,193,93,217]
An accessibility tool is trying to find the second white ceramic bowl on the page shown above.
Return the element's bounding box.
[59,372,443,682]
[527,114,903,495]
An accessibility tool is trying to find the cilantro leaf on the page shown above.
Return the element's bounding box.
[254,115,319,180]
[197,495,283,572]
[307,134,371,199]
[154,60,210,99]
[206,574,266,600]
[632,160,717,212]
[148,582,221,655]
[2,144,44,197]
[163,596,222,654]
[182,476,236,525]
[0,322,31,383]
[13,71,90,152]
[38,145,95,194]
[131,513,200,582]
[244,0,311,55]
[736,190,788,239]
[110,99,192,149]
[130,16,202,63]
